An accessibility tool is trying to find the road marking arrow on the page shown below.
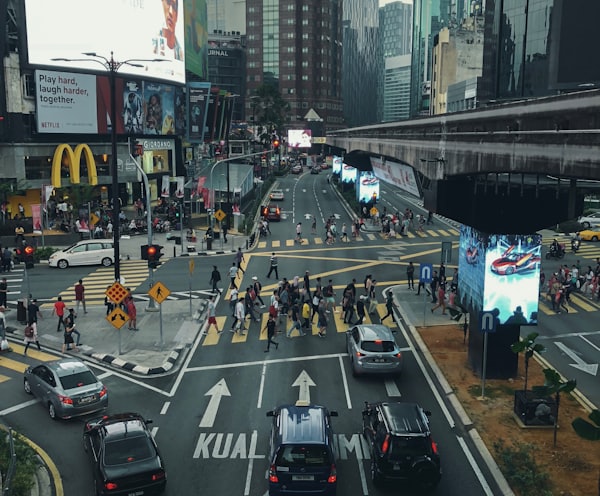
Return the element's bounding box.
[292,370,316,404]
[199,378,231,428]
[304,213,312,219]
[554,341,598,376]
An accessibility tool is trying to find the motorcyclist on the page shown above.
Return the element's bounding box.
[550,239,562,255]
[571,233,581,253]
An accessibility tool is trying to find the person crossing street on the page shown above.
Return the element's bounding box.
[264,314,279,352]
[266,252,279,279]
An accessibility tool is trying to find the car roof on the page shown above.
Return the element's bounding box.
[72,239,113,245]
[379,402,430,436]
[46,358,90,376]
[278,404,328,445]
[354,324,395,341]
[88,413,149,439]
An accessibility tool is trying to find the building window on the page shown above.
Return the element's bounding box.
[23,74,35,99]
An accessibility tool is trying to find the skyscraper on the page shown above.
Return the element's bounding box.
[245,0,344,130]
[380,1,412,57]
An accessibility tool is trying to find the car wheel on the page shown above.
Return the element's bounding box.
[101,257,113,267]
[23,378,32,394]
[583,222,591,229]
[593,236,599,242]
[48,402,57,420]
[505,267,515,275]
[57,259,69,269]
[412,460,441,492]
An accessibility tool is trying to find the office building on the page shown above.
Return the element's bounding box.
[380,1,412,58]
[383,54,412,122]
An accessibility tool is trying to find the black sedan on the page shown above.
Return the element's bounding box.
[83,413,167,496]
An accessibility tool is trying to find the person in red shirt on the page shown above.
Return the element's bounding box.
[74,279,87,314]
[52,296,66,333]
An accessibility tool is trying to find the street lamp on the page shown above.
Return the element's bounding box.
[52,52,165,282]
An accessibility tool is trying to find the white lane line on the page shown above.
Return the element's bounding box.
[357,454,369,495]
[457,435,494,496]
[580,335,600,352]
[97,371,113,380]
[186,353,347,373]
[384,379,401,397]
[257,362,267,409]
[151,426,159,438]
[0,399,39,416]
[338,355,352,409]
[160,401,170,415]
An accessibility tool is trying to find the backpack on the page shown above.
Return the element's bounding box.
[24,325,34,338]
[269,304,278,318]
[249,288,256,301]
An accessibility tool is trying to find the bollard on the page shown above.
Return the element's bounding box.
[173,246,176,257]
[246,239,249,250]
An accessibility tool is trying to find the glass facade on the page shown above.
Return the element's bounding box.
[262,0,280,88]
[380,1,412,58]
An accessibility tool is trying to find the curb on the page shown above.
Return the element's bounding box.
[86,346,185,375]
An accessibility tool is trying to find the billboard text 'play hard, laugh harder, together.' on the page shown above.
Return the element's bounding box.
[51,144,98,188]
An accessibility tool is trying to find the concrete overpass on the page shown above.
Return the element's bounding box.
[327,90,600,233]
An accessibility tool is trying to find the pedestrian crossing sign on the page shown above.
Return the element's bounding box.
[107,307,129,329]
[149,281,171,304]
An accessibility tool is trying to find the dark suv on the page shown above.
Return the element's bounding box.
[266,402,338,495]
[362,401,441,492]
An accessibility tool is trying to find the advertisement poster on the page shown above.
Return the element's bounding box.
[370,156,421,198]
[25,0,186,84]
[341,163,358,184]
[144,83,175,135]
[35,70,98,134]
[332,156,343,175]
[288,129,312,148]
[458,225,487,312]
[174,87,186,135]
[161,176,171,197]
[188,82,211,142]
[357,171,380,203]
[184,0,208,79]
[31,204,42,233]
[175,177,185,198]
[122,80,144,134]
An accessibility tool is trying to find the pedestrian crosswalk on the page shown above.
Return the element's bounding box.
[542,236,600,261]
[256,228,460,249]
[0,343,60,384]
[2,267,25,309]
[537,291,600,315]
[200,303,394,346]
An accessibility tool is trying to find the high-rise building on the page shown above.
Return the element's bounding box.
[380,1,412,58]
[342,0,382,127]
[207,0,246,35]
[410,0,451,117]
[383,54,412,122]
[245,0,344,130]
[481,0,600,102]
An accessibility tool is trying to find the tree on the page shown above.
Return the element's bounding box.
[571,409,600,495]
[511,332,545,392]
[542,368,576,447]
[251,84,291,143]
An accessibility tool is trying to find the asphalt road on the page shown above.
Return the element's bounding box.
[1,168,598,494]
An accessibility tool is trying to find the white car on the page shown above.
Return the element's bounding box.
[578,212,600,229]
[270,189,285,201]
[48,240,116,269]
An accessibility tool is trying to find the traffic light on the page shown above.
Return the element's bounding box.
[141,244,149,260]
[272,138,280,152]
[147,244,164,269]
[372,192,378,204]
[24,245,35,269]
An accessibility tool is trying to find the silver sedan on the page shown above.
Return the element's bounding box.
[346,324,404,376]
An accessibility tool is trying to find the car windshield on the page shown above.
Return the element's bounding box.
[388,436,430,460]
[275,444,329,467]
[104,435,155,465]
[59,370,98,390]
[361,340,396,352]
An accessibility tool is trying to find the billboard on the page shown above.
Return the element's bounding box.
[143,82,176,135]
[24,0,186,84]
[288,129,312,148]
[184,0,208,79]
[341,164,357,184]
[458,225,540,326]
[370,156,421,198]
[332,156,343,174]
[357,171,380,203]
[188,82,211,142]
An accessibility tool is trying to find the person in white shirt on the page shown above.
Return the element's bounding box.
[231,299,246,335]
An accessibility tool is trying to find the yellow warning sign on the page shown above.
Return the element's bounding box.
[149,281,171,304]
[214,209,226,223]
[106,307,129,329]
[90,213,100,226]
[105,282,129,305]
[370,207,379,217]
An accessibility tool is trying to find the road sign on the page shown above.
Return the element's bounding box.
[419,263,433,283]
[441,241,452,263]
[106,307,129,329]
[149,281,171,304]
[105,282,129,305]
[214,209,226,222]
[479,311,498,333]
[189,259,195,275]
[90,213,100,226]
[370,207,378,217]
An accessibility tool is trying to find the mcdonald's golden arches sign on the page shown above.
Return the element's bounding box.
[51,144,98,188]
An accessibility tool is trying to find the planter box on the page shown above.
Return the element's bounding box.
[513,390,556,427]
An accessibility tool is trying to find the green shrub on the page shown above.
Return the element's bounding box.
[492,440,552,496]
[33,246,59,262]
[0,430,38,496]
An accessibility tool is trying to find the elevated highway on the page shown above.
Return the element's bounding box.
[328,90,600,233]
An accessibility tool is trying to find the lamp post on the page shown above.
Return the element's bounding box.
[52,52,164,282]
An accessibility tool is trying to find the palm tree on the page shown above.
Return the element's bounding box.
[542,368,576,447]
[511,332,545,392]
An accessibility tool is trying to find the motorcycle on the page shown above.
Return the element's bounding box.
[571,238,581,253]
[546,244,565,260]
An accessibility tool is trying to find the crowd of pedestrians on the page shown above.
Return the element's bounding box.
[542,258,600,313]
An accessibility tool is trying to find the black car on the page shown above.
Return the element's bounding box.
[267,402,338,495]
[83,413,167,496]
[362,401,441,492]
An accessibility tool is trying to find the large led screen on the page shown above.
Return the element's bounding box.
[483,234,541,325]
[458,226,540,326]
[288,129,312,148]
[24,0,186,84]
[341,164,357,184]
[357,171,380,202]
[370,156,421,198]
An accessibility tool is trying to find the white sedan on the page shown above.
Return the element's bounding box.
[578,211,600,229]
[48,240,116,269]
[270,189,285,201]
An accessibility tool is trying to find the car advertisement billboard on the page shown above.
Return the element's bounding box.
[484,234,541,325]
[24,0,186,84]
[341,163,357,184]
[357,171,380,203]
[370,156,421,198]
[287,129,312,148]
[332,156,343,175]
[458,225,541,326]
